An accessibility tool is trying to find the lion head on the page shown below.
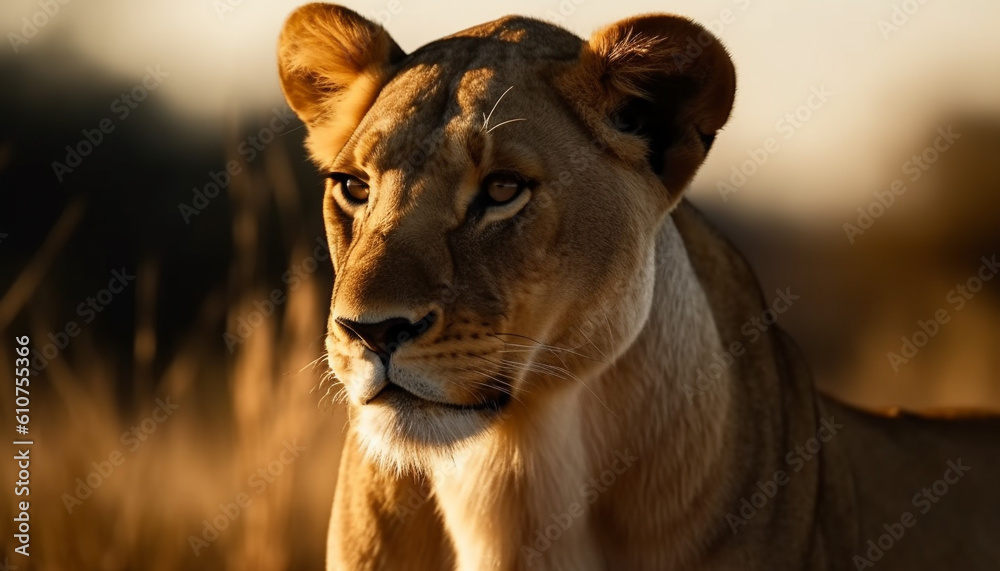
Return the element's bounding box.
[278,3,735,470]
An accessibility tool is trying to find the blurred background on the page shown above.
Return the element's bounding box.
[1,0,998,568]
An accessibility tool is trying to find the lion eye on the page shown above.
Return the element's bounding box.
[329,173,370,204]
[482,172,526,205]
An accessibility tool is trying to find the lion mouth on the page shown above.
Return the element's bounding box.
[368,380,510,413]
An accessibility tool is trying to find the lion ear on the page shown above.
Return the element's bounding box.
[277,3,405,129]
[574,15,736,201]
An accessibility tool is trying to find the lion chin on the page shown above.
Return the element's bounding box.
[354,383,509,473]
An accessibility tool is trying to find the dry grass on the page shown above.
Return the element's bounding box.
[1,137,346,570]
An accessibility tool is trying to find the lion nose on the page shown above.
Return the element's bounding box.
[336,311,437,361]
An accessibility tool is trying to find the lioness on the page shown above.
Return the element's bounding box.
[277,4,1000,570]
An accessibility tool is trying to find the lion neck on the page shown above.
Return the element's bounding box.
[427,201,787,570]
[572,205,741,568]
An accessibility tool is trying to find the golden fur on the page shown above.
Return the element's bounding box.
[277,5,1000,570]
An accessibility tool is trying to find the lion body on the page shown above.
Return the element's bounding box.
[276,6,1000,569]
[328,201,1000,570]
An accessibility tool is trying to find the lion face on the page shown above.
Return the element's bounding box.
[278,5,735,469]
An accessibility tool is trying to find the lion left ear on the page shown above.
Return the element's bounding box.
[566,15,736,202]
[277,3,405,161]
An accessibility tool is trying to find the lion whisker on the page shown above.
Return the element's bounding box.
[486,355,619,420]
[457,367,527,406]
[482,84,515,132]
[490,333,604,363]
[496,344,602,363]
[486,117,527,134]
[301,350,330,374]
[573,324,609,361]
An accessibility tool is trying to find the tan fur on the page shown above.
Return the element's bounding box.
[278,5,1000,570]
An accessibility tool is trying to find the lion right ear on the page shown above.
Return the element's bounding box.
[561,15,736,205]
[278,3,404,156]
